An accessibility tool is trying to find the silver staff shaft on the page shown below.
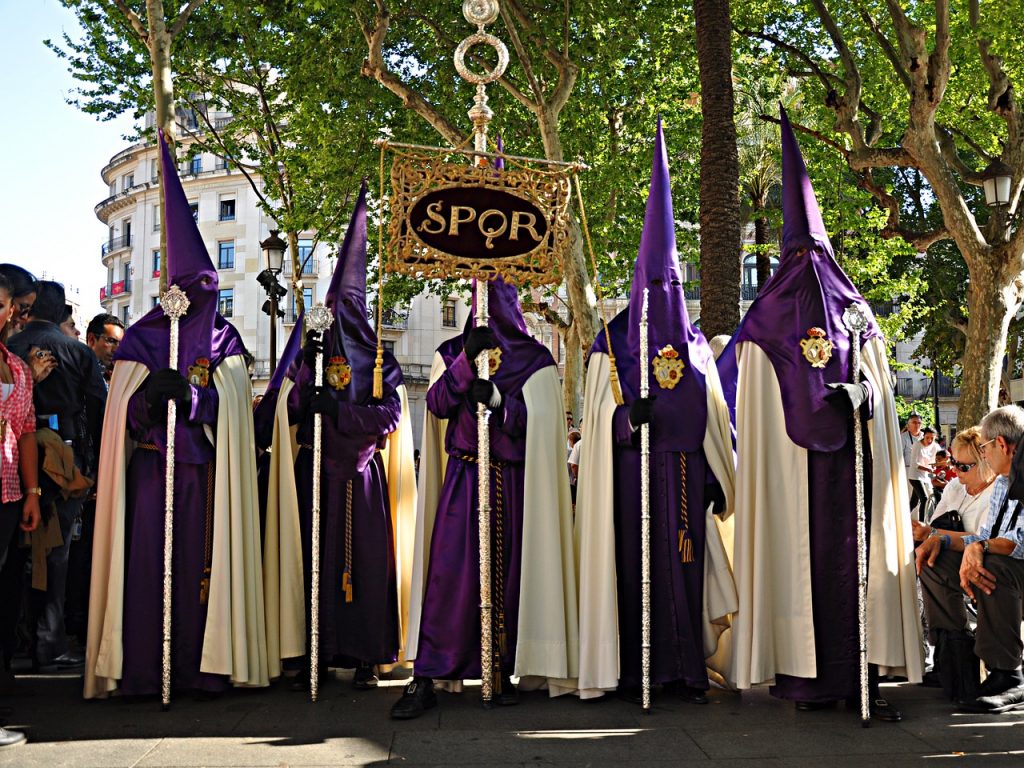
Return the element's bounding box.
[640,288,652,714]
[842,303,870,727]
[476,280,493,706]
[160,285,190,711]
[306,304,334,703]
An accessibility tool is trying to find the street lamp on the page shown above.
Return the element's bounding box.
[982,158,1013,208]
[258,229,288,376]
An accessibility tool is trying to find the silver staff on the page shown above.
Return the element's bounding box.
[841,302,870,728]
[160,284,190,710]
[639,288,652,713]
[306,303,334,703]
[455,0,508,707]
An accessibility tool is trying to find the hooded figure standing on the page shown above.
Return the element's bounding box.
[392,276,578,719]
[717,109,921,718]
[262,184,417,689]
[85,132,268,698]
[575,121,737,703]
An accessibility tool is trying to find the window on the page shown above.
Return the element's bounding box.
[441,300,457,328]
[383,340,395,355]
[219,198,236,221]
[292,287,313,322]
[122,173,134,191]
[150,159,158,182]
[218,241,235,270]
[295,239,315,274]
[189,201,199,222]
[121,305,130,326]
[218,289,234,317]
[109,181,116,197]
[153,204,161,232]
[152,296,161,308]
[190,156,202,175]
[215,156,229,171]
[152,250,161,278]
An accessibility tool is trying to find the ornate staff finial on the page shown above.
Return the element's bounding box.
[454,0,509,162]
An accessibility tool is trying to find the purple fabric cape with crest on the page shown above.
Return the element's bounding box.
[717,108,879,702]
[590,120,716,689]
[286,182,403,665]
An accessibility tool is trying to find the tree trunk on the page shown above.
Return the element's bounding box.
[754,207,771,289]
[693,0,741,338]
[286,230,303,314]
[563,322,583,423]
[958,258,1015,427]
[147,0,174,296]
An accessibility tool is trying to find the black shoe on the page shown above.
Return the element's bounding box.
[495,676,518,706]
[676,685,708,705]
[920,670,942,688]
[352,664,378,691]
[52,652,85,669]
[391,677,437,720]
[960,685,1024,714]
[869,698,902,722]
[796,700,837,711]
[288,666,327,692]
[976,668,1024,699]
[617,685,643,705]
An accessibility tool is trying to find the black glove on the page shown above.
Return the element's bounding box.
[145,368,191,419]
[705,483,727,517]
[464,326,497,361]
[469,378,503,410]
[825,382,869,413]
[629,396,656,428]
[309,387,339,419]
[303,330,323,368]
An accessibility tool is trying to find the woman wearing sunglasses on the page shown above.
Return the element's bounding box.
[913,426,996,542]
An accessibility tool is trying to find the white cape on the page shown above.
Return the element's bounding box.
[575,351,738,698]
[85,356,269,698]
[404,354,579,695]
[729,338,923,688]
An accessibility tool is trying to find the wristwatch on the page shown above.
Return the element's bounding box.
[982,539,991,554]
[25,487,42,497]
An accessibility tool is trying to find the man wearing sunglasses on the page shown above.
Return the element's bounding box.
[918,406,1024,713]
[85,313,124,385]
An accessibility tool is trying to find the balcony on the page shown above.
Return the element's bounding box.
[381,309,409,330]
[109,279,132,297]
[283,257,319,277]
[400,362,432,382]
[102,234,133,256]
[741,284,759,301]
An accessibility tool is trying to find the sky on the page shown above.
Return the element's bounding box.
[0,0,136,319]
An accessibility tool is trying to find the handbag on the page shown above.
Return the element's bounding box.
[930,509,965,532]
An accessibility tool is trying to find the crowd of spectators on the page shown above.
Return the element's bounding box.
[0,265,121,748]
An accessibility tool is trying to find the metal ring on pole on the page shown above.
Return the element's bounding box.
[454,33,509,85]
[463,0,500,26]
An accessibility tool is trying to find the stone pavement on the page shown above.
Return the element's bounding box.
[1,669,1023,767]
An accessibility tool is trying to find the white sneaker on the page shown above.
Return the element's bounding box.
[0,727,26,748]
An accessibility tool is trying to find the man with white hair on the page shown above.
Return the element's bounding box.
[918,405,1024,713]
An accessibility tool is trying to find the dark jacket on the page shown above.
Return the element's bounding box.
[8,320,107,475]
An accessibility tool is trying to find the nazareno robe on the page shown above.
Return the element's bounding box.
[404,310,578,693]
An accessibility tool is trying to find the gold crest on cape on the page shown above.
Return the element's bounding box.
[799,327,833,369]
[326,356,352,391]
[187,357,210,388]
[652,345,685,390]
[488,348,502,376]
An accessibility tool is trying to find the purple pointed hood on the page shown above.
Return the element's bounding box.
[116,129,246,373]
[593,120,713,452]
[292,182,402,402]
[716,106,881,451]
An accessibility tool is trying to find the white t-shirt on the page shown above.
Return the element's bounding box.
[910,439,938,483]
[567,440,581,485]
[928,477,996,535]
[901,429,921,469]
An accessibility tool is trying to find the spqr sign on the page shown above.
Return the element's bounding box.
[385,153,571,286]
[411,187,547,258]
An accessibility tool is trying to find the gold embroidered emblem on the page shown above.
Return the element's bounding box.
[325,356,352,391]
[652,345,685,390]
[488,348,502,376]
[187,357,210,388]
[799,327,833,369]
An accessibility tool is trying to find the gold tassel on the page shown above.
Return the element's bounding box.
[607,354,625,406]
[342,569,353,603]
[678,533,694,564]
[373,344,384,399]
[199,568,211,604]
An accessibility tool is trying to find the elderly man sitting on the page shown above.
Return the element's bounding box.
[917,405,1024,713]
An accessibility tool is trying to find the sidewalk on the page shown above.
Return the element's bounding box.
[2,670,1023,766]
